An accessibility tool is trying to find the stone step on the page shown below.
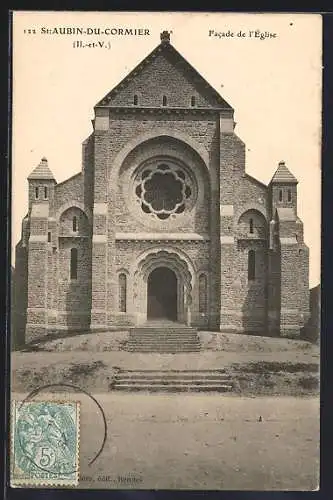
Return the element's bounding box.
[127,337,200,341]
[126,348,201,351]
[130,329,198,335]
[125,348,202,353]
[125,342,200,347]
[118,369,227,374]
[126,341,201,346]
[125,341,201,346]
[115,379,232,386]
[127,325,201,353]
[116,374,230,381]
[127,344,201,348]
[129,332,199,336]
[128,341,200,345]
[130,327,198,331]
[126,343,200,346]
[112,384,233,392]
[112,369,233,392]
[130,334,199,338]
[128,337,200,342]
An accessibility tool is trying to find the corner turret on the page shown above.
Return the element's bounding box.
[27,157,56,210]
[269,161,298,216]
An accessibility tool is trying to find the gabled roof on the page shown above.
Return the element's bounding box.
[28,157,56,181]
[245,173,268,189]
[96,31,232,110]
[270,161,298,184]
[56,172,81,187]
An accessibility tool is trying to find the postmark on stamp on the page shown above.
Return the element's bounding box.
[11,400,80,487]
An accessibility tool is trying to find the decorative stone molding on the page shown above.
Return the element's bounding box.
[119,143,209,231]
[110,128,212,185]
[56,201,92,224]
[29,235,47,242]
[132,249,194,325]
[133,161,195,220]
[220,205,234,216]
[108,107,226,116]
[115,232,210,241]
[94,203,108,215]
[220,116,235,133]
[236,206,267,223]
[92,234,107,243]
[280,237,298,245]
[281,308,299,314]
[220,236,234,244]
[94,116,109,131]
[132,245,197,276]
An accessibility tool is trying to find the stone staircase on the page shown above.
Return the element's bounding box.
[124,324,201,353]
[111,369,233,393]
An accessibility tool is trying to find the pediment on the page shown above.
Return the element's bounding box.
[96,40,232,110]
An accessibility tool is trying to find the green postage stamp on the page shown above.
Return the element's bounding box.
[11,401,80,487]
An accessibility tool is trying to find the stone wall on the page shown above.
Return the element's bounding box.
[57,238,92,330]
[55,174,83,209]
[89,108,221,331]
[302,284,320,342]
[12,247,28,348]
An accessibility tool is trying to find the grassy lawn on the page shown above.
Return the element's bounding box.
[11,331,319,396]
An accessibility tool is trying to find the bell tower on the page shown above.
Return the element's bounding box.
[270,160,298,216]
[26,157,57,341]
[268,161,309,337]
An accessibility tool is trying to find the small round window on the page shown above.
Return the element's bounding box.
[134,163,193,220]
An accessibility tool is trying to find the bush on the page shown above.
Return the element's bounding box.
[298,376,319,390]
[233,361,318,374]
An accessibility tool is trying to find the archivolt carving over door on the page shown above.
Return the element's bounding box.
[133,250,193,325]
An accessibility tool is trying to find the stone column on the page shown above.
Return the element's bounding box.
[90,203,108,330]
[185,288,192,326]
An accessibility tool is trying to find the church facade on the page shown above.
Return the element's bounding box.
[15,31,310,343]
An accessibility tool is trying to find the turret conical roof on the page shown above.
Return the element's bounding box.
[270,161,298,184]
[28,157,55,181]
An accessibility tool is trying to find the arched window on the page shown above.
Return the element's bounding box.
[162,95,167,106]
[133,94,138,105]
[119,273,127,312]
[287,189,292,202]
[44,186,48,199]
[35,187,39,199]
[248,250,255,281]
[249,218,254,234]
[199,274,208,314]
[191,96,196,107]
[73,216,77,232]
[70,248,78,279]
[279,189,283,202]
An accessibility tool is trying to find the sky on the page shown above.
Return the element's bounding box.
[12,11,322,287]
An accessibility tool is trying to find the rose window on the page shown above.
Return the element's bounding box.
[135,163,193,220]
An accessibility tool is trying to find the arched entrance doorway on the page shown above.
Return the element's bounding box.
[134,249,193,325]
[147,267,177,321]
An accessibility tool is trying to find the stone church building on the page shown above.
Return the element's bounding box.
[15,31,310,343]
